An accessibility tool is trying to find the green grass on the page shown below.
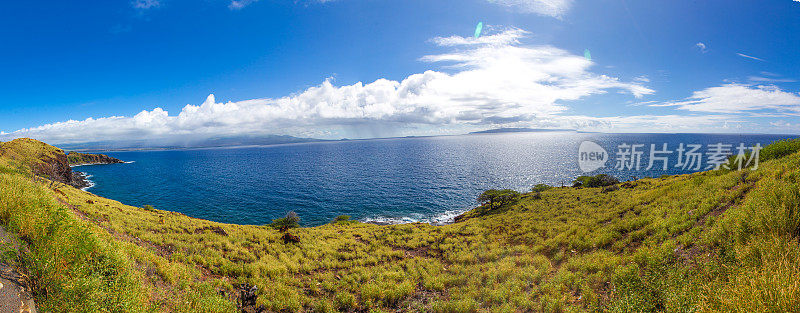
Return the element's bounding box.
[0,138,69,175]
[1,137,800,312]
[0,157,150,312]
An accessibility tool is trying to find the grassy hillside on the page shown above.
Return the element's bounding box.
[0,138,74,183]
[0,138,799,312]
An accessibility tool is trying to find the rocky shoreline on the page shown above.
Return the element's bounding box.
[63,152,125,189]
[70,171,93,190]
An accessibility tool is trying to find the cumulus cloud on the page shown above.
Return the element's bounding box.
[1,28,654,144]
[650,84,800,114]
[486,0,572,18]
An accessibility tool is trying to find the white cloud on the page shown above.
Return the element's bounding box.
[582,114,741,132]
[430,28,528,47]
[479,113,744,134]
[748,76,797,83]
[1,28,653,144]
[770,120,796,128]
[650,83,800,114]
[736,53,765,62]
[132,0,160,9]
[486,0,572,18]
[226,0,570,16]
[695,42,707,53]
[229,0,258,10]
[230,0,337,10]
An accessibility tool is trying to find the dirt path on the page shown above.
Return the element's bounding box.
[0,226,37,313]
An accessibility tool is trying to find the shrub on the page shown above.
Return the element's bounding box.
[270,211,300,231]
[573,174,619,188]
[761,138,800,162]
[332,215,356,225]
[722,138,800,170]
[333,215,351,223]
[142,205,156,212]
[531,184,552,193]
[602,184,620,193]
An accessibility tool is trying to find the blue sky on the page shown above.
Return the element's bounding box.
[1,0,799,143]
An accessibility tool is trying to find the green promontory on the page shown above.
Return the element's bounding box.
[66,151,124,166]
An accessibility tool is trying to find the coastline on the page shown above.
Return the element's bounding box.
[69,160,132,191]
[362,208,470,226]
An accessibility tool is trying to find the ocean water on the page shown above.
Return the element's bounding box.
[73,132,795,226]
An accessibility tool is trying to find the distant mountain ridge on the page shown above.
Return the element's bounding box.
[57,134,325,152]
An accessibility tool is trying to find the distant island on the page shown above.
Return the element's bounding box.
[469,127,576,134]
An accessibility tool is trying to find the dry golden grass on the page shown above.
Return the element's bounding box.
[1,137,799,312]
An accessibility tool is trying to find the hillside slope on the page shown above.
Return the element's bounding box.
[0,138,74,184]
[0,138,798,312]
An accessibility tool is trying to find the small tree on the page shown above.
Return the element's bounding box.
[477,189,520,210]
[332,215,353,225]
[271,211,300,232]
[572,176,592,187]
[498,189,520,206]
[586,174,619,187]
[572,174,619,188]
[477,189,499,209]
[531,184,552,193]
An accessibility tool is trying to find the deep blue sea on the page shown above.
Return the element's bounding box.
[73,132,795,226]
